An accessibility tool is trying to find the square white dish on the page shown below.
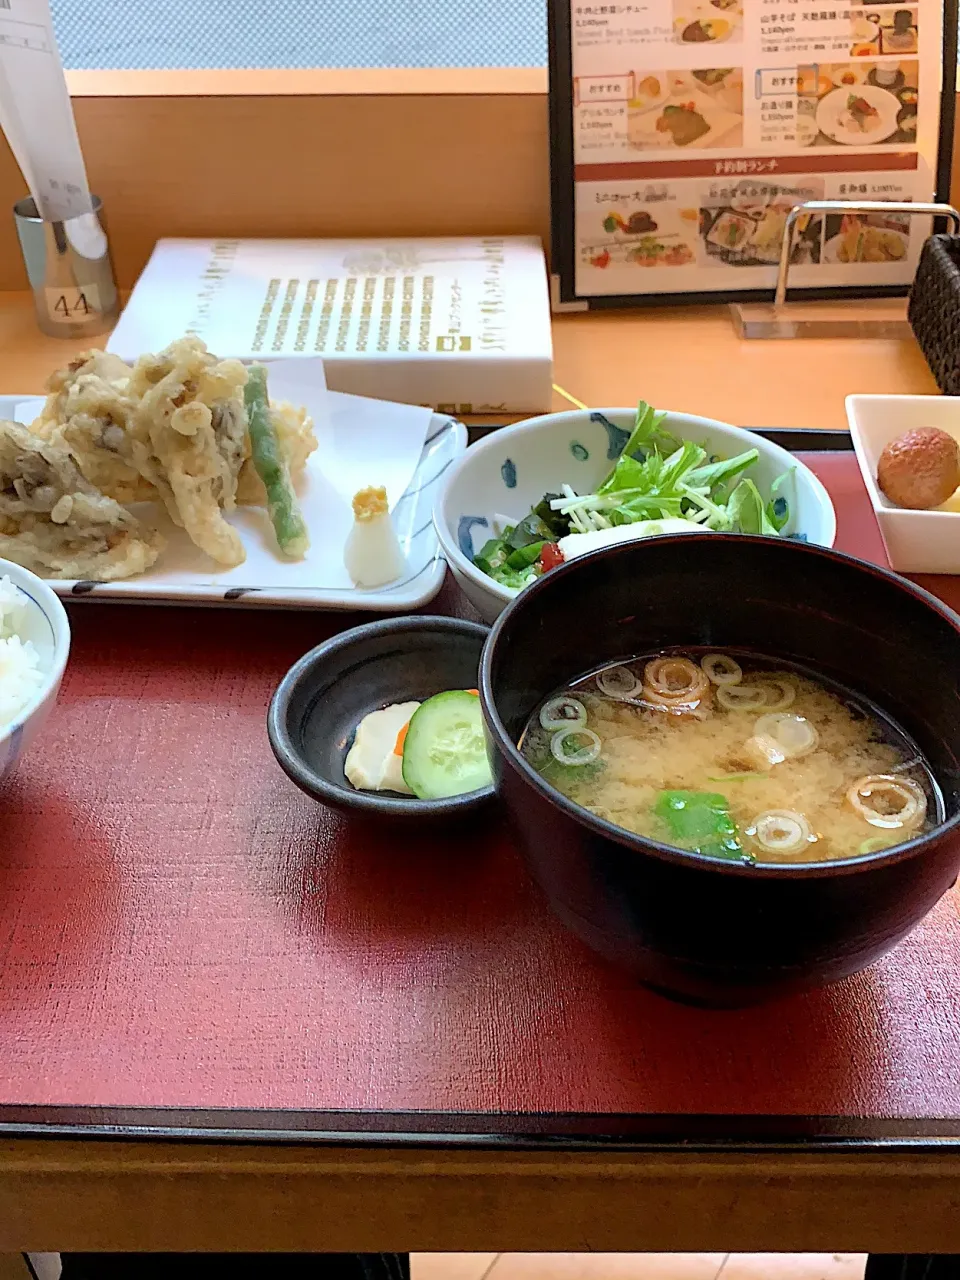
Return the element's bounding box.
[846,394,960,575]
[0,396,464,609]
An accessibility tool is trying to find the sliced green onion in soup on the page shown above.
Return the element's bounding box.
[701,654,742,686]
[596,666,641,700]
[754,712,819,759]
[716,678,795,712]
[716,683,770,711]
[539,696,588,732]
[748,809,813,856]
[756,677,796,712]
[643,657,709,704]
[847,774,926,830]
[550,727,602,767]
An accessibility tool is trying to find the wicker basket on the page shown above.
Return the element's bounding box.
[907,235,960,395]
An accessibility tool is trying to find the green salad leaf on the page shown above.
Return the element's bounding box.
[765,470,793,533]
[686,448,759,493]
[603,401,681,479]
[471,398,794,587]
[505,512,554,550]
[727,478,783,536]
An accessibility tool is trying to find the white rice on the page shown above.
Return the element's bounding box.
[0,576,45,729]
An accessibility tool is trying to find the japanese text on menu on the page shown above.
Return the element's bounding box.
[569,0,941,297]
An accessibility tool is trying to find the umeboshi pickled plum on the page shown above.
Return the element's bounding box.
[876,428,960,510]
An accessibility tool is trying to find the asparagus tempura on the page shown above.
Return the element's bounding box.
[243,365,309,559]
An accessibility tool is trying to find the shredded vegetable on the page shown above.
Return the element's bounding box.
[717,683,772,711]
[642,657,709,705]
[717,678,796,712]
[474,400,796,589]
[754,713,819,759]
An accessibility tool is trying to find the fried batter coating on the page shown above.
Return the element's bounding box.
[125,338,249,567]
[34,338,318,571]
[34,348,152,504]
[0,420,164,580]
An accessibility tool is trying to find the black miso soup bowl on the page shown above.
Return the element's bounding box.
[479,533,960,1007]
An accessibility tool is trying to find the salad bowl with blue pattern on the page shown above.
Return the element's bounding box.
[434,406,837,622]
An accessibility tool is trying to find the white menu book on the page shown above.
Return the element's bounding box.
[108,235,554,414]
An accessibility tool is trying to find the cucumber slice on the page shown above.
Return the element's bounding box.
[401,690,493,800]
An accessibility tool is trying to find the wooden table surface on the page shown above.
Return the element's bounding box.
[0,291,938,426]
[2,293,959,1256]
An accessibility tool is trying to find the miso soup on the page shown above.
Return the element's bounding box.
[519,650,940,864]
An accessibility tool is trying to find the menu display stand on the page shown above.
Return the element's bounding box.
[550,0,958,312]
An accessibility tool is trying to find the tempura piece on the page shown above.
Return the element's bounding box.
[42,348,133,409]
[243,365,309,559]
[236,399,317,505]
[33,348,151,504]
[126,337,250,567]
[35,338,318,572]
[0,420,164,580]
[41,342,317,517]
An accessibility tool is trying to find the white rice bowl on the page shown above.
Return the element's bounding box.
[0,576,46,729]
[0,560,70,781]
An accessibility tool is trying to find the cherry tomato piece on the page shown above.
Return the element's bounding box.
[539,543,564,572]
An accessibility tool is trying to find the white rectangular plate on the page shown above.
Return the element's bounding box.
[0,396,464,610]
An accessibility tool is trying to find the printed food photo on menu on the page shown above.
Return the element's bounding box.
[672,0,742,45]
[700,179,825,268]
[628,68,743,150]
[796,60,918,147]
[579,189,699,271]
[822,208,910,263]
[846,6,918,56]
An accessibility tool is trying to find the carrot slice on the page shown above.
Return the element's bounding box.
[467,689,479,696]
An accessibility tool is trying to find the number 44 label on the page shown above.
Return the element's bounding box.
[44,285,102,323]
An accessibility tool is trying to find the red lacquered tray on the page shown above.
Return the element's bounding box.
[1,447,959,1146]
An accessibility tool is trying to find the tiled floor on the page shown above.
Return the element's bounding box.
[413,1257,869,1280]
